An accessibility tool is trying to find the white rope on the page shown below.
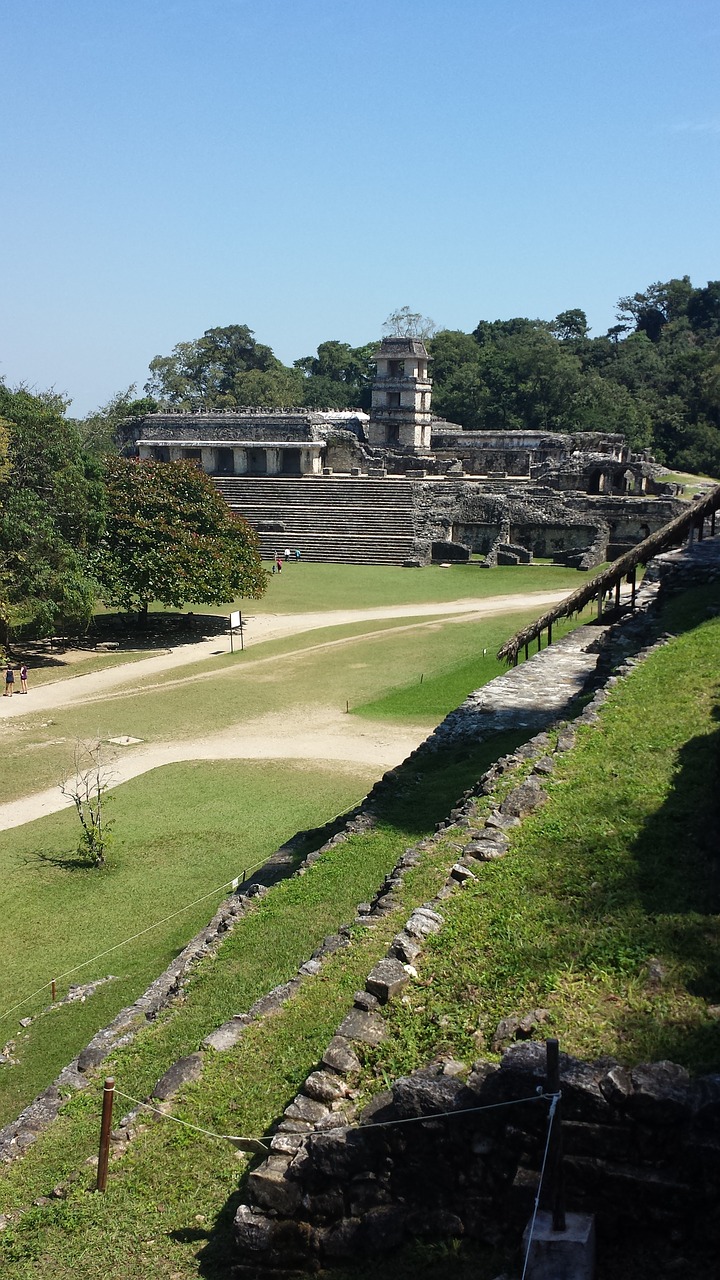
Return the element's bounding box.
[520,1093,559,1280]
[112,1087,269,1154]
[0,855,271,1026]
[109,1085,551,1157]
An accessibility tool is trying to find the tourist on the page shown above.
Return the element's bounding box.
[4,664,14,697]
[276,556,283,574]
[295,548,301,562]
[20,662,28,693]
[284,547,291,562]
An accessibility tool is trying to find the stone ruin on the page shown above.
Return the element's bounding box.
[124,336,685,567]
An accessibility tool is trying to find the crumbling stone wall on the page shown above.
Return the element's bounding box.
[234,1045,720,1270]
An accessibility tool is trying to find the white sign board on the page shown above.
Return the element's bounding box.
[229,610,241,630]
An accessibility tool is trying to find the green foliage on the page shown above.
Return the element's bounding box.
[294,339,376,410]
[98,456,267,616]
[0,382,104,640]
[145,324,305,409]
[76,386,158,456]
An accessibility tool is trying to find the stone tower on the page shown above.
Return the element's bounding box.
[368,336,432,451]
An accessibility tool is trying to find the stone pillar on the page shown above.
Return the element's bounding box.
[169,446,184,461]
[233,447,248,475]
[200,447,216,473]
[266,448,281,475]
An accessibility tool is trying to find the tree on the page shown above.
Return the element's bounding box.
[294,340,376,410]
[0,382,104,643]
[551,309,590,342]
[145,324,303,409]
[76,386,158,456]
[60,740,115,867]
[98,457,266,619]
[382,307,437,339]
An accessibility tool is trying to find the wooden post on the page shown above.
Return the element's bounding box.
[537,633,541,652]
[545,1040,566,1232]
[614,579,621,609]
[711,509,716,536]
[547,622,553,646]
[96,1077,115,1192]
[597,591,603,619]
[630,567,637,612]
[51,979,57,1002]
[239,612,244,651]
[698,517,704,542]
[524,641,529,662]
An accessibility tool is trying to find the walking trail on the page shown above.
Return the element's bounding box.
[0,590,570,832]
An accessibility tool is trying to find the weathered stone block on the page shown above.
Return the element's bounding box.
[304,1071,349,1105]
[500,776,548,818]
[152,1053,203,1100]
[322,1036,361,1076]
[337,1009,387,1046]
[285,1094,331,1125]
[366,958,410,1003]
[248,1155,303,1213]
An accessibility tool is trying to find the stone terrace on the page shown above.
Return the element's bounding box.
[213,475,418,565]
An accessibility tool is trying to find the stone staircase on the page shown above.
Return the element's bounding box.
[212,475,418,564]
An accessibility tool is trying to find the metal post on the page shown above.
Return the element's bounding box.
[230,626,234,654]
[545,1040,566,1232]
[96,1077,115,1192]
[239,612,244,651]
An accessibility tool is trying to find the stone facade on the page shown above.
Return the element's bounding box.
[124,349,683,565]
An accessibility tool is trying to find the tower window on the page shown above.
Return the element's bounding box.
[387,392,401,408]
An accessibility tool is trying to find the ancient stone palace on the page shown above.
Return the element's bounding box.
[125,336,683,567]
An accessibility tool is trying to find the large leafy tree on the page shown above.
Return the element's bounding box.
[0,382,104,642]
[98,457,266,619]
[145,324,304,409]
[294,339,376,410]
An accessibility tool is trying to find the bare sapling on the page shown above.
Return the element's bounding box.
[59,740,116,867]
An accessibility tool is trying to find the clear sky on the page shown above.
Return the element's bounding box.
[2,0,718,415]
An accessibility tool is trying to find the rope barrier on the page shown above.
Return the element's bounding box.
[0,853,272,1027]
[112,1088,269,1154]
[520,1092,559,1280]
[109,1084,552,1155]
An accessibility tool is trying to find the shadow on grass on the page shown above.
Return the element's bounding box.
[22,848,99,873]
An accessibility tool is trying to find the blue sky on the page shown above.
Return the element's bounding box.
[2,0,718,415]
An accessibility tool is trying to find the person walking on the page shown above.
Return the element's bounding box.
[276,556,283,574]
[4,664,14,696]
[295,548,301,562]
[20,662,28,694]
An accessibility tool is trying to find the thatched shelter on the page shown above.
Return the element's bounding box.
[497,484,720,665]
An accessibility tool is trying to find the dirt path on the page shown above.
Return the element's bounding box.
[0,588,572,832]
[0,590,570,721]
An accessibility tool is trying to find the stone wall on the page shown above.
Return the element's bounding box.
[235,1045,720,1270]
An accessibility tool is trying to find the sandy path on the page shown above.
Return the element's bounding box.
[0,588,572,832]
[0,590,570,721]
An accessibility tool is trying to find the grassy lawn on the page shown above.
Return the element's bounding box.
[0,760,378,1126]
[364,583,720,1094]
[0,585,718,1277]
[151,559,586,618]
[659,469,718,499]
[0,604,591,805]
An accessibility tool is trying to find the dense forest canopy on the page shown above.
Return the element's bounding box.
[134,276,720,476]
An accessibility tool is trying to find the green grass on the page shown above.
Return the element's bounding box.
[150,559,586,618]
[1,586,718,1278]
[659,469,719,499]
[0,604,587,805]
[363,584,720,1095]
[0,733,528,1280]
[0,760,377,1125]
